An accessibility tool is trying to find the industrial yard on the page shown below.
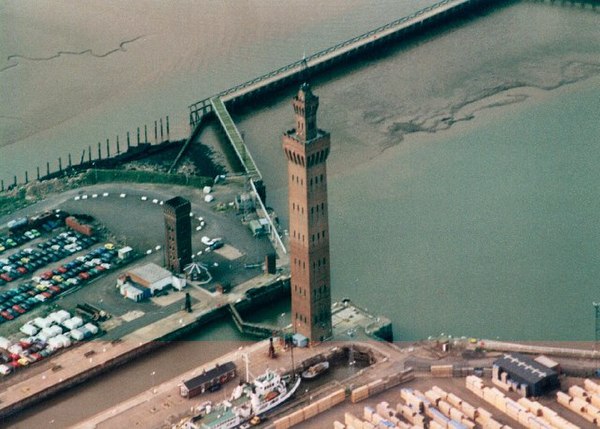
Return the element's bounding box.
[0,178,283,416]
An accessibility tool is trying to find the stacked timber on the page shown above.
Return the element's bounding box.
[424,387,476,429]
[350,369,414,404]
[273,388,346,429]
[431,365,454,378]
[556,381,600,427]
[517,397,578,429]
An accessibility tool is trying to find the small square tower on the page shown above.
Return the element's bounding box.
[163,196,192,273]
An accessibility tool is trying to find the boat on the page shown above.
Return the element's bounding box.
[301,361,330,380]
[182,369,301,429]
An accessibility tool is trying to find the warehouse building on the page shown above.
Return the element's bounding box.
[118,263,185,301]
[493,353,560,397]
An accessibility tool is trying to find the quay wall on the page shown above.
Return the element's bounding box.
[0,277,288,420]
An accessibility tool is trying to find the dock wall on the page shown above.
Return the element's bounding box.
[0,278,288,420]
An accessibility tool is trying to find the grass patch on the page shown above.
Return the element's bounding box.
[0,189,31,217]
[80,169,213,188]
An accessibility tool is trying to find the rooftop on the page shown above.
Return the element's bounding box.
[127,263,172,284]
[183,361,236,390]
[164,196,191,210]
[494,353,558,384]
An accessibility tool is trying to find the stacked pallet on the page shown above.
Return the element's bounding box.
[431,365,454,378]
[333,403,420,429]
[273,388,346,429]
[517,397,578,429]
[401,388,471,429]
[350,369,415,404]
[555,380,600,427]
[424,385,477,429]
[467,375,556,429]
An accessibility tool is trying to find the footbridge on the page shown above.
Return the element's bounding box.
[187,0,504,128]
[176,0,507,258]
[210,97,261,181]
[228,303,280,338]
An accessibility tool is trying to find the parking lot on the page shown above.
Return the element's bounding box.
[0,181,278,377]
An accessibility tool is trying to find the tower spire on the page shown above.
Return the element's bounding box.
[293,83,319,141]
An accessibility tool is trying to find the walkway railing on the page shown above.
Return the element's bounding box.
[188,0,488,125]
[228,303,279,338]
[210,97,261,181]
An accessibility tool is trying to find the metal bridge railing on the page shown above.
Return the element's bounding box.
[210,97,261,181]
[189,0,476,116]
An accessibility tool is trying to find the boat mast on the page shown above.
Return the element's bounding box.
[242,353,251,383]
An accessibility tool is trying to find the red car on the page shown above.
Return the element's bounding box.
[16,267,27,274]
[0,273,13,282]
[78,272,90,280]
[1,310,14,320]
[57,266,68,274]
[41,271,53,280]
[12,305,26,314]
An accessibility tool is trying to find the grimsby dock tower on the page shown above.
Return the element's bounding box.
[283,83,332,342]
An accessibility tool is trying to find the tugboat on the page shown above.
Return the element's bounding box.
[182,368,301,429]
[301,361,330,380]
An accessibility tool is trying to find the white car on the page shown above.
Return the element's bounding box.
[81,195,88,200]
[102,192,109,197]
[120,193,126,198]
[74,196,80,201]
[92,194,98,198]
[152,199,158,204]
[141,196,148,201]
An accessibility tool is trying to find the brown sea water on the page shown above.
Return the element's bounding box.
[1,1,599,427]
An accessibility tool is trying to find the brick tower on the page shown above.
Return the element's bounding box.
[163,196,192,273]
[283,83,332,342]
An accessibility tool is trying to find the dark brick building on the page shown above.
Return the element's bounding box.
[282,83,332,342]
[163,196,192,273]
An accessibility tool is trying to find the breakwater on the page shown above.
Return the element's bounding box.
[0,117,174,193]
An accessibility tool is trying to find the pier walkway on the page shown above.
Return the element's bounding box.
[211,97,261,181]
[228,303,280,338]
[188,0,500,127]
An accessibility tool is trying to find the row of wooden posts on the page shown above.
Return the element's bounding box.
[1,116,171,192]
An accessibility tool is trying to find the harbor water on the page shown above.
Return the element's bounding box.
[1,1,599,427]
